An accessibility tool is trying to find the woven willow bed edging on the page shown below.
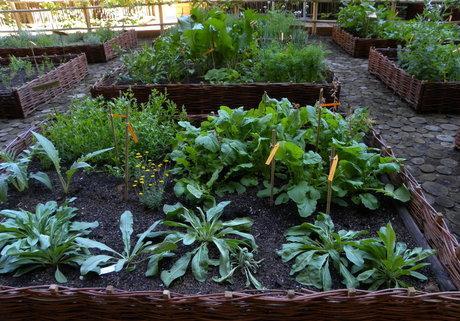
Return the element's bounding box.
[0,30,137,63]
[90,67,340,116]
[368,48,460,113]
[0,54,88,118]
[0,287,459,320]
[331,26,399,58]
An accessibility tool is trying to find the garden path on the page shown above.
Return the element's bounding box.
[0,37,458,237]
[322,37,460,237]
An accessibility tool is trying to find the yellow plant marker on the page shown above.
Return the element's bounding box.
[127,123,139,144]
[265,143,280,165]
[328,155,339,182]
[111,113,127,119]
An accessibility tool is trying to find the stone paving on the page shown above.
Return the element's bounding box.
[323,37,460,237]
[0,38,458,237]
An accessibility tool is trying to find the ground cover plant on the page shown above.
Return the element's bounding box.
[0,28,119,48]
[120,7,327,85]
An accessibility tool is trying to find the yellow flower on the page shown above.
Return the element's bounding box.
[135,164,141,168]
[139,192,143,196]
[164,159,169,163]
[132,184,137,187]
[145,169,150,172]
[164,173,169,177]
[145,151,149,154]
[159,180,164,183]
[149,183,153,187]
[141,166,146,170]
[150,175,155,178]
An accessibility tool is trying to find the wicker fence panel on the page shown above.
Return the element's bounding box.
[0,54,88,118]
[368,48,460,113]
[0,30,137,63]
[0,287,459,321]
[331,26,399,58]
[91,68,340,115]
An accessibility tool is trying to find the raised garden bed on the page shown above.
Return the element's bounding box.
[0,30,137,63]
[331,26,399,58]
[0,54,88,118]
[91,67,340,115]
[368,48,460,113]
[0,93,459,319]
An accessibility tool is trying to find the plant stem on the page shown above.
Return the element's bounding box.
[124,102,130,201]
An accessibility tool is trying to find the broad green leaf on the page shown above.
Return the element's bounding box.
[191,244,209,282]
[29,172,52,190]
[359,193,379,210]
[161,252,193,287]
[120,211,134,254]
[54,266,67,283]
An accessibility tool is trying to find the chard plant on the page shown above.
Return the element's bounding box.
[171,95,410,217]
[355,223,435,290]
[278,213,366,290]
[0,199,99,283]
[0,147,51,203]
[32,132,112,194]
[153,201,258,287]
[77,211,176,275]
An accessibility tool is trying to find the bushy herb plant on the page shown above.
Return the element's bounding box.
[42,91,185,166]
[171,95,409,217]
[0,200,99,283]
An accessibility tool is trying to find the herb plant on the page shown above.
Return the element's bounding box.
[0,200,99,283]
[356,223,435,289]
[32,132,112,194]
[154,201,257,287]
[278,213,366,290]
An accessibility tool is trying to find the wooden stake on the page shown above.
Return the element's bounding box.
[123,103,130,201]
[326,155,339,215]
[108,104,120,166]
[315,89,324,152]
[270,129,276,206]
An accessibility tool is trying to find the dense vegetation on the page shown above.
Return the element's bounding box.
[120,8,328,85]
[0,28,119,48]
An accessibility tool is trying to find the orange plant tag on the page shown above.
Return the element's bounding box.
[320,102,341,108]
[265,143,280,166]
[127,123,139,144]
[328,155,339,182]
[111,113,127,118]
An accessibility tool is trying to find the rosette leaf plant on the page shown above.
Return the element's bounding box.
[32,132,112,194]
[278,213,367,290]
[155,201,257,287]
[355,223,435,289]
[0,200,99,283]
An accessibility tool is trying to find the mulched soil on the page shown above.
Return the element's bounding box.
[0,64,57,90]
[0,167,438,293]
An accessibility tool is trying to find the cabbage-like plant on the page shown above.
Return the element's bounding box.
[278,213,366,290]
[32,132,112,194]
[78,211,176,275]
[355,223,435,289]
[0,199,99,283]
[155,201,257,287]
[0,148,51,202]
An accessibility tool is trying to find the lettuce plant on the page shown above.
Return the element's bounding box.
[0,200,99,283]
[278,213,366,290]
[32,132,112,194]
[153,201,257,287]
[355,223,435,289]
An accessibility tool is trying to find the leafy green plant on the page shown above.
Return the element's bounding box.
[0,148,51,203]
[171,95,410,217]
[278,213,366,290]
[42,91,185,167]
[153,201,257,287]
[337,0,398,38]
[204,68,242,84]
[32,132,112,194]
[0,200,99,283]
[214,246,263,289]
[355,223,435,289]
[78,211,176,275]
[254,43,327,83]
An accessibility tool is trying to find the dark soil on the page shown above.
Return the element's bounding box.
[0,167,438,293]
[0,64,57,90]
